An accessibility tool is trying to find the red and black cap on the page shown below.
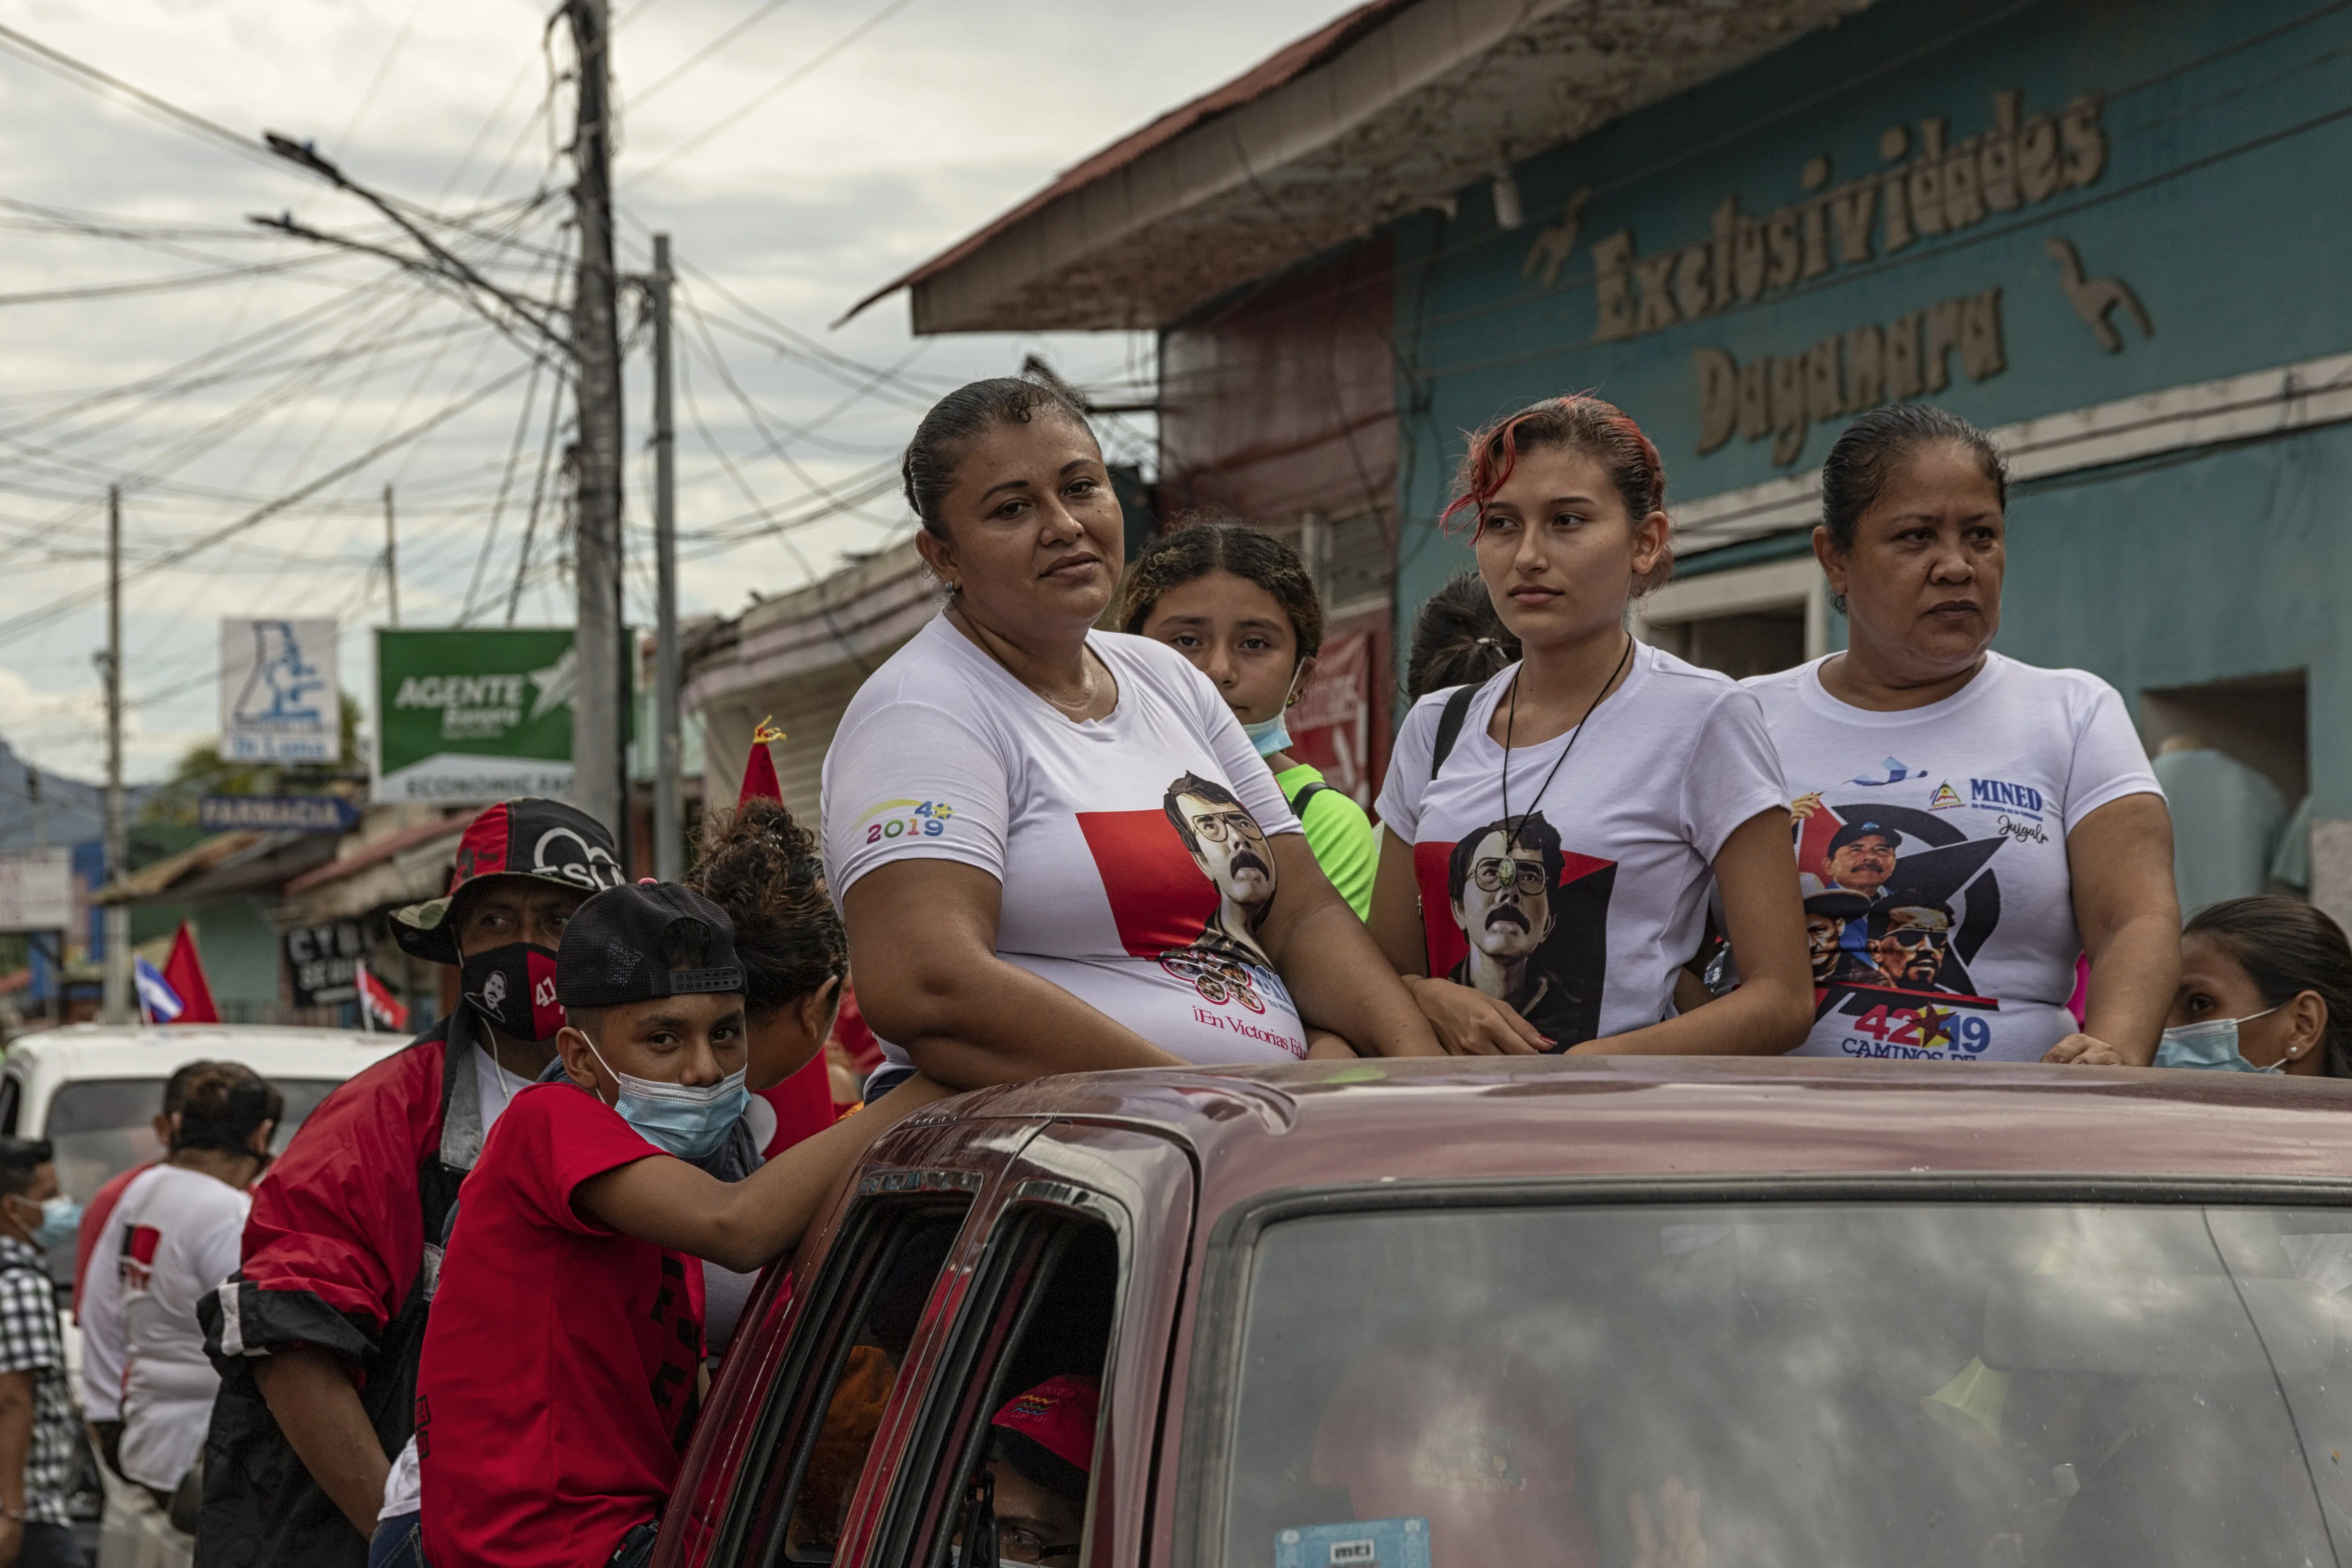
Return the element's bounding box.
[991,1375,1099,1476]
[390,797,625,965]
[556,881,744,1010]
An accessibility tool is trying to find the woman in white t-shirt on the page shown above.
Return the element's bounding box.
[1745,404,2177,1065]
[1371,395,1815,1056]
[825,377,1441,1086]
[117,1063,281,1521]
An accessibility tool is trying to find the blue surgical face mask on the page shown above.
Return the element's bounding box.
[1240,711,1292,759]
[1240,667,1304,759]
[2156,1008,2283,1072]
[582,1036,748,1161]
[14,1193,80,1251]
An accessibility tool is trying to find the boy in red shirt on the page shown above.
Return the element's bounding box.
[416,881,945,1568]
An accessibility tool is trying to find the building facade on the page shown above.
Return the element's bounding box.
[861,0,2352,922]
[1386,0,2352,913]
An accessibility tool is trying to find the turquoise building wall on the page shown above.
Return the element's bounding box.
[1389,0,2352,801]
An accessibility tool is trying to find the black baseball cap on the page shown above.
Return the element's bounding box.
[556,882,745,1010]
[1827,818,1899,854]
[391,798,625,965]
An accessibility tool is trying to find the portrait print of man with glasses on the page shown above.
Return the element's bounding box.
[1161,771,1281,971]
[1443,811,1590,1046]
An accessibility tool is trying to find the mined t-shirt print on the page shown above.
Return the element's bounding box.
[1077,769,1301,1053]
[1412,810,1617,1050]
[1793,792,2009,1058]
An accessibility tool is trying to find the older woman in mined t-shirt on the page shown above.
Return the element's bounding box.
[824,378,1440,1089]
[1750,405,2177,1065]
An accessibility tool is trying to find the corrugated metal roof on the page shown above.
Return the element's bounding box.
[848,0,1873,334]
[837,0,1409,327]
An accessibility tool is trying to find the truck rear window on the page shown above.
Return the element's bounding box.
[1225,1201,2352,1568]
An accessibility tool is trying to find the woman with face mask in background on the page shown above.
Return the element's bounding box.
[2161,895,2352,1075]
[1124,513,1380,920]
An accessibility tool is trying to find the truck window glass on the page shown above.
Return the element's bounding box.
[734,1201,970,1568]
[1218,1201,2352,1568]
[913,1216,1118,1568]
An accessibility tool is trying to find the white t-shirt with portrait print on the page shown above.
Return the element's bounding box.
[822,614,1310,1066]
[1374,642,1788,1049]
[1743,651,2163,1063]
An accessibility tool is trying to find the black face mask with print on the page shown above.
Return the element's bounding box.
[460,942,565,1042]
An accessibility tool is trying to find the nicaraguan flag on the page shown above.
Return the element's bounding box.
[135,956,185,1024]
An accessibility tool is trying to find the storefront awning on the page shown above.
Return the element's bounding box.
[846,0,1872,334]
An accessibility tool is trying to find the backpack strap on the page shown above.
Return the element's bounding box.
[1429,684,1480,780]
[1286,780,1332,820]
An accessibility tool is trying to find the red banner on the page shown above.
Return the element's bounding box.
[1288,629,1376,805]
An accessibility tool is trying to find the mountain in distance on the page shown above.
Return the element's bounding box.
[0,737,129,852]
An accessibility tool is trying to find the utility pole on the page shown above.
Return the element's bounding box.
[566,0,627,845]
[101,487,129,1026]
[382,482,400,628]
[650,235,682,881]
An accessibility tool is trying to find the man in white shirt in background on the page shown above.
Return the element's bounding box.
[116,1066,283,1539]
[78,1062,214,1483]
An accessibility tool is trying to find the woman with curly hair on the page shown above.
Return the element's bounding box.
[690,793,847,1101]
[1369,394,1811,1058]
[676,789,848,1357]
[1121,513,1379,919]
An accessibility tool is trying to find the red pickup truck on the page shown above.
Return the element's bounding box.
[656,1056,2352,1568]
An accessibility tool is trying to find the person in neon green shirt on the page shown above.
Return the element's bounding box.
[1122,513,1379,920]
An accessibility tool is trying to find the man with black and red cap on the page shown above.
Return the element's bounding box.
[195,798,624,1568]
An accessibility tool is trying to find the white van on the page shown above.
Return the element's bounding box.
[1,1023,409,1565]
[0,1023,409,1287]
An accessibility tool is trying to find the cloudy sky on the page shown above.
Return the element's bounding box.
[0,0,1353,785]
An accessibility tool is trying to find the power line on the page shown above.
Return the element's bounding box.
[335,0,433,155]
[627,0,804,109]
[0,276,450,559]
[503,373,571,626]
[622,0,921,186]
[462,350,548,621]
[0,250,354,308]
[0,357,548,648]
[675,289,906,527]
[0,20,285,173]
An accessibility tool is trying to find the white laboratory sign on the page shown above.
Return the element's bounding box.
[221,619,338,763]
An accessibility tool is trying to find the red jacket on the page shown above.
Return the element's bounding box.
[198,1012,492,1568]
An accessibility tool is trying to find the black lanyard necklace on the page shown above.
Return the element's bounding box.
[1498,631,1635,851]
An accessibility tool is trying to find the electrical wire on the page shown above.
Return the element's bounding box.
[627,0,804,109]
[0,356,549,649]
[0,20,286,173]
[622,0,921,186]
[0,251,356,308]
[675,290,906,526]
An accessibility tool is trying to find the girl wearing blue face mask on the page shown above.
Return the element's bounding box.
[1124,513,1379,920]
[2160,896,2352,1076]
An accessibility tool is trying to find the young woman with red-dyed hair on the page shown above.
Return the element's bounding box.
[1369,396,1815,1056]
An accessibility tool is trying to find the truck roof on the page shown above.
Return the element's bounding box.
[3,1022,406,1084]
[928,1055,2352,1195]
